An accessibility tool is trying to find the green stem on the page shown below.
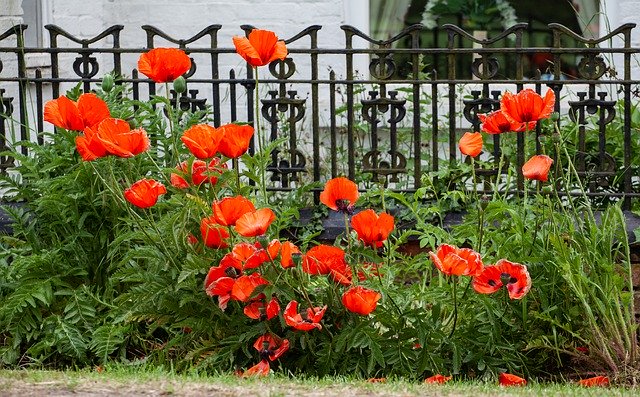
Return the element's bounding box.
[254,67,268,202]
[448,277,458,338]
[164,82,178,166]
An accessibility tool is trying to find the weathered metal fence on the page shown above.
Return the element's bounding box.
[0,22,638,208]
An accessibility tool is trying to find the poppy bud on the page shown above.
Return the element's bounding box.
[480,195,491,210]
[541,185,553,195]
[257,235,270,250]
[291,252,302,267]
[101,74,114,92]
[173,76,187,94]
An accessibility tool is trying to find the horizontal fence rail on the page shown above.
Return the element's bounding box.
[0,23,639,208]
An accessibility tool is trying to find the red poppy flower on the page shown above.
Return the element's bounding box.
[235,208,276,237]
[244,296,280,320]
[204,260,237,309]
[473,259,531,300]
[233,29,288,68]
[342,286,381,315]
[200,216,230,249]
[212,196,256,226]
[267,240,300,268]
[171,158,226,188]
[522,154,553,182]
[458,132,483,157]
[320,177,359,212]
[231,273,268,302]
[137,48,191,83]
[330,264,354,286]
[479,110,534,134]
[44,93,110,131]
[424,374,452,384]
[76,126,107,161]
[181,124,223,159]
[218,123,254,158]
[367,378,387,383]
[284,300,327,331]
[500,88,555,124]
[220,242,270,271]
[94,118,150,158]
[302,245,346,275]
[577,376,609,387]
[124,178,166,208]
[253,334,289,361]
[242,359,270,377]
[499,373,527,386]
[351,209,395,248]
[429,244,483,277]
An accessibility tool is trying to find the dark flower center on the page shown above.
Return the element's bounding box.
[225,267,238,278]
[500,272,511,285]
[335,199,355,214]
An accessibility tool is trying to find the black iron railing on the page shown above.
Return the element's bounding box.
[0,23,638,208]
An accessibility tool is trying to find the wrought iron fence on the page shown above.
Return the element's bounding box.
[0,22,638,208]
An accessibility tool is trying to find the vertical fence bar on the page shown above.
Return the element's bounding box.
[329,70,337,178]
[310,28,321,201]
[411,29,421,189]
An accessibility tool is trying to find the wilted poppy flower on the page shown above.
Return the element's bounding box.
[320,177,359,213]
[577,376,609,387]
[218,123,254,158]
[284,300,327,331]
[220,242,270,271]
[459,132,483,157]
[76,126,107,161]
[95,118,150,158]
[233,29,288,68]
[351,209,395,248]
[267,240,301,268]
[342,286,381,315]
[522,154,553,182]
[302,245,346,275]
[242,359,270,377]
[253,334,289,361]
[367,378,387,383]
[473,259,531,300]
[479,110,534,134]
[244,296,280,320]
[137,48,191,83]
[424,374,452,384]
[501,88,555,124]
[200,216,230,249]
[44,93,110,131]
[429,244,483,277]
[171,158,226,188]
[235,208,276,237]
[181,124,223,159]
[124,178,166,208]
[499,373,527,386]
[212,196,256,226]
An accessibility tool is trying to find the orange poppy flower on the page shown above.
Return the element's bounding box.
[233,29,288,68]
[341,286,381,315]
[204,260,237,309]
[424,374,452,384]
[253,334,289,361]
[320,177,359,212]
[200,216,230,249]
[284,300,326,331]
[242,359,270,377]
[329,264,354,286]
[171,158,226,188]
[181,124,223,160]
[218,123,254,158]
[212,196,256,227]
[231,273,269,302]
[499,373,527,386]
[244,296,280,320]
[429,244,483,277]
[351,209,395,248]
[76,126,107,161]
[44,93,110,131]
[137,48,191,83]
[479,110,535,134]
[458,132,483,157]
[123,178,166,208]
[235,208,276,237]
[220,242,270,271]
[302,245,346,275]
[266,240,301,268]
[577,376,609,387]
[500,88,555,124]
[94,118,150,158]
[522,154,553,182]
[473,259,531,300]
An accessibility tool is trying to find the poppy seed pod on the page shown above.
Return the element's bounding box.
[101,74,114,92]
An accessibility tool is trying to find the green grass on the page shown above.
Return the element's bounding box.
[0,366,636,396]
